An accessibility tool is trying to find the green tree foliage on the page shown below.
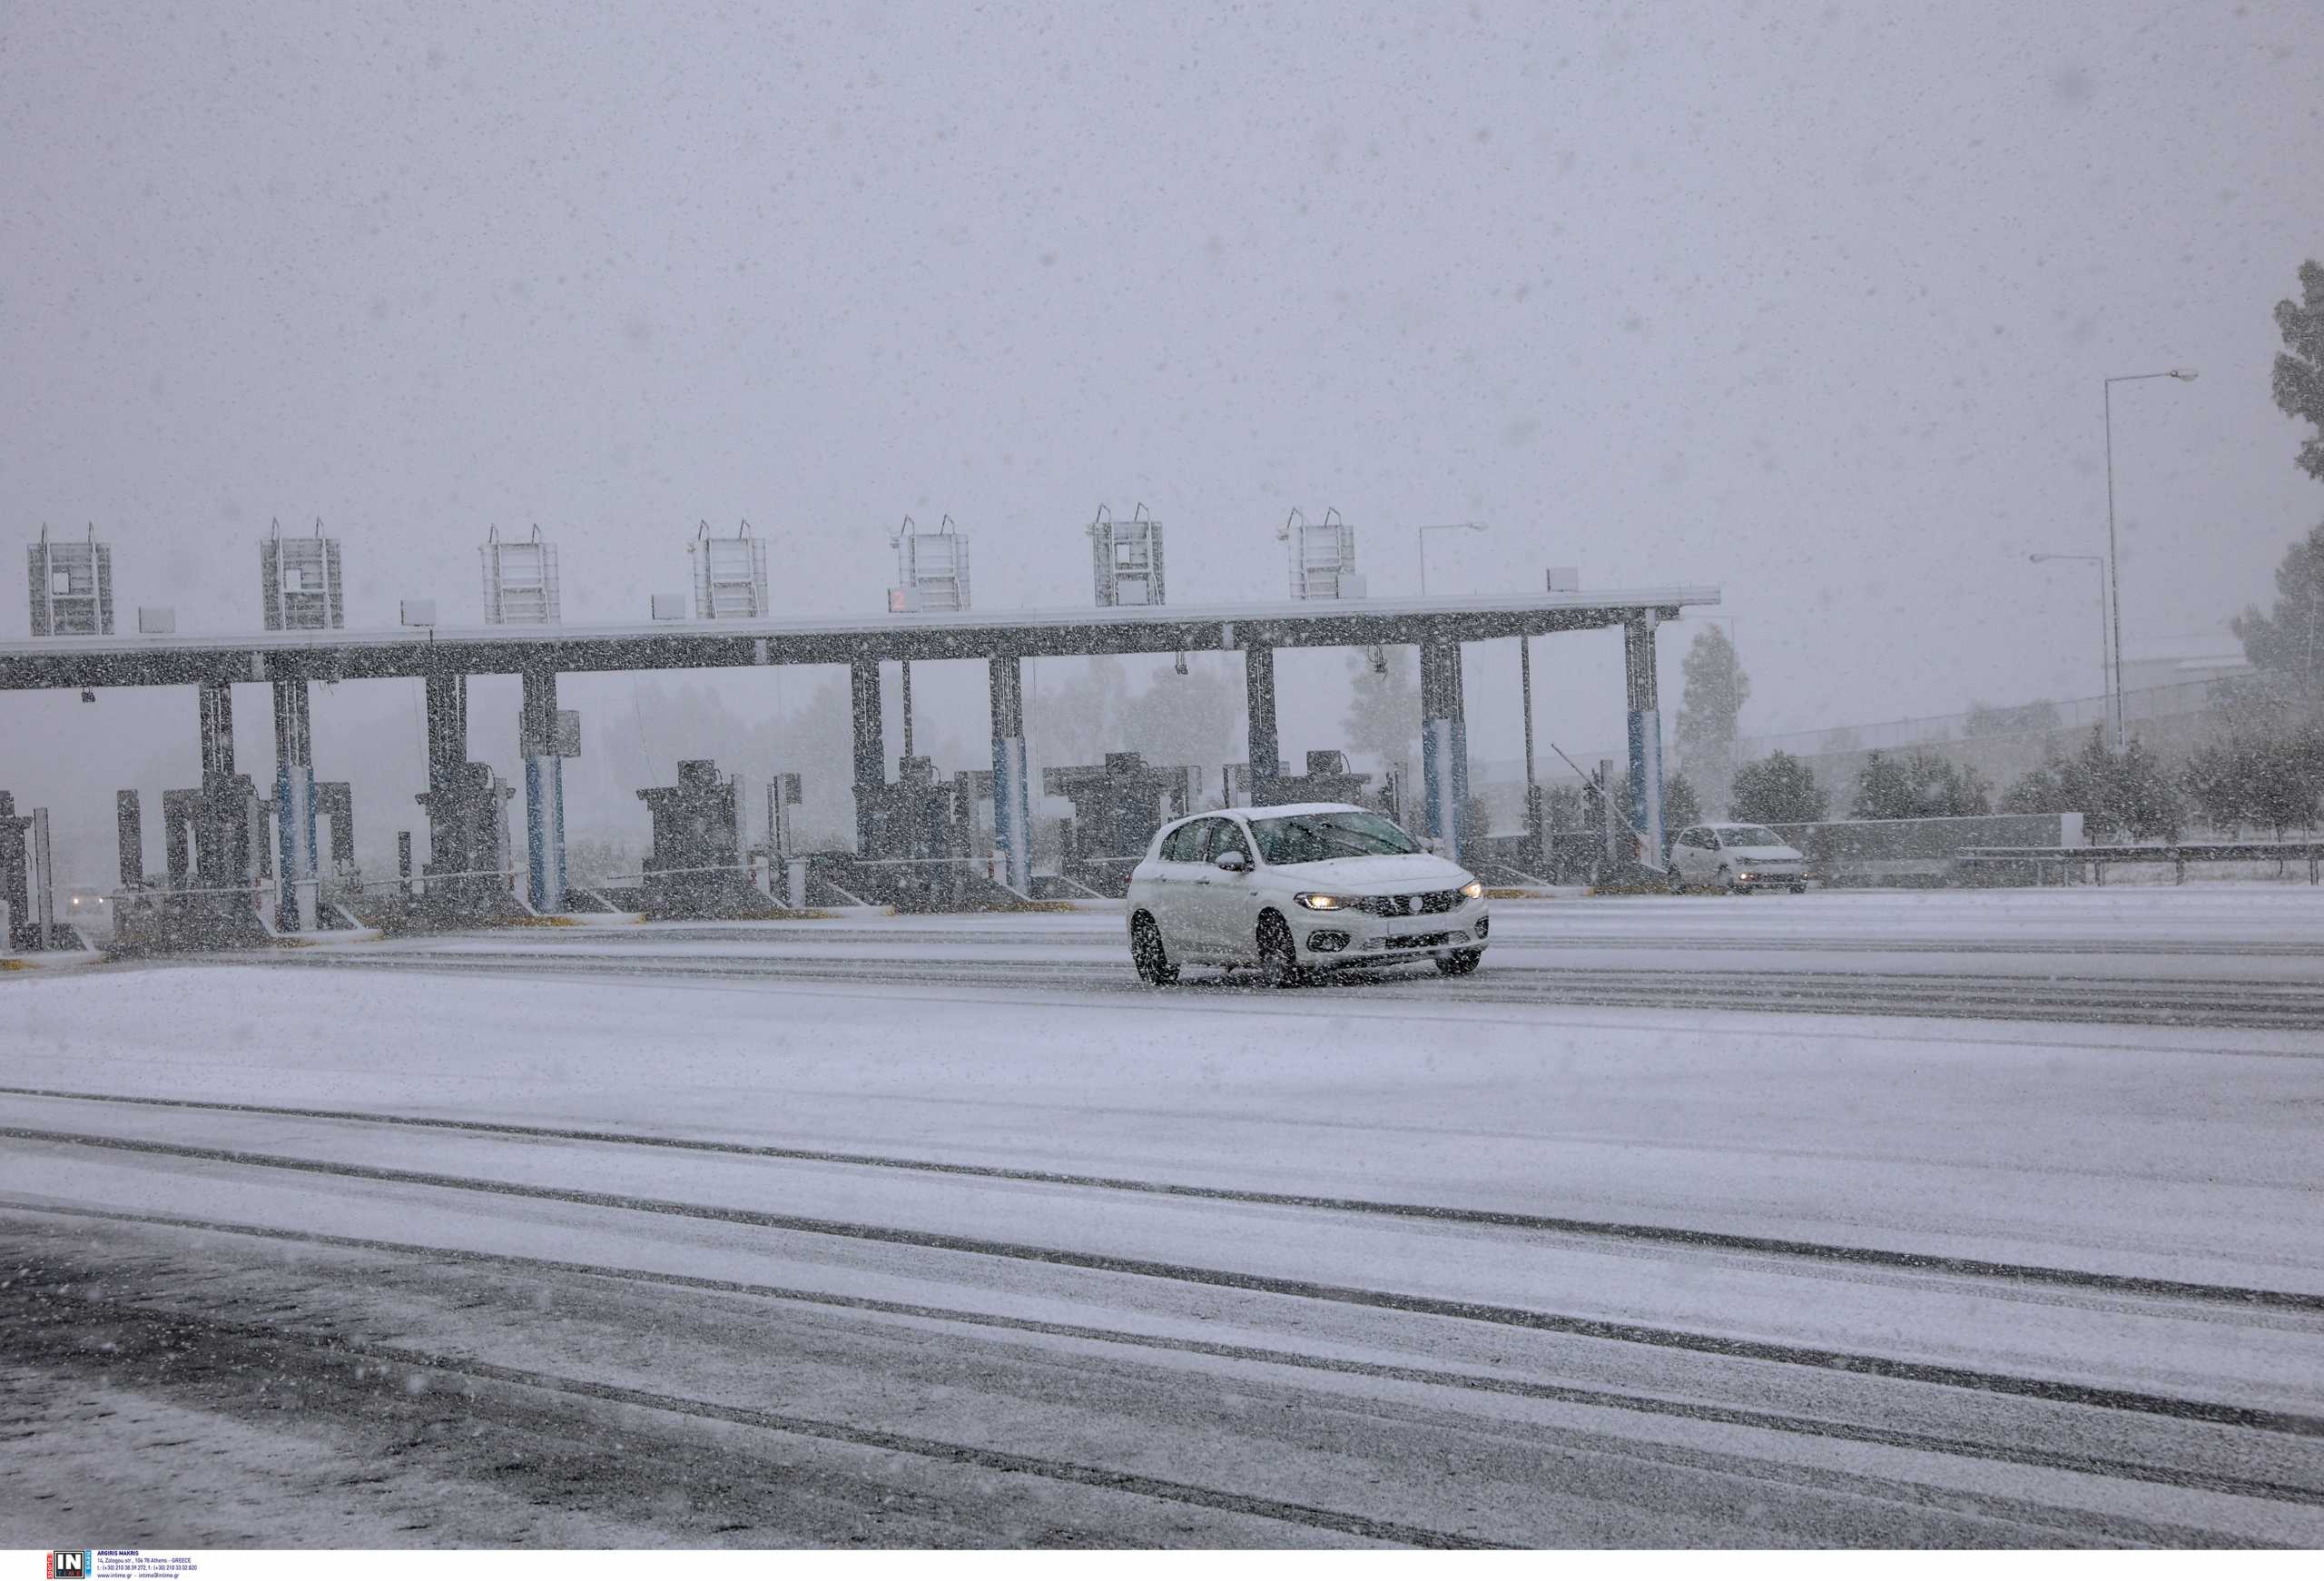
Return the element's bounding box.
[2276,259,2324,483]
[1851,749,1994,820]
[2110,737,2185,844]
[2001,726,2185,842]
[1675,627,1750,776]
[2231,519,2324,681]
[1728,750,1829,825]
[2182,727,2324,838]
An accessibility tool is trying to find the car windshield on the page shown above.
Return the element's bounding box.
[1720,826,1785,847]
[1248,810,1421,865]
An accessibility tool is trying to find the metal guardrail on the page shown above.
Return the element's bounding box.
[1956,841,2324,885]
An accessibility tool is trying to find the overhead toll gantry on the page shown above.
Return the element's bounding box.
[5,512,1715,937]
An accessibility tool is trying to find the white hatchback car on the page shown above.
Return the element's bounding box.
[1668,822,1809,894]
[1126,802,1489,985]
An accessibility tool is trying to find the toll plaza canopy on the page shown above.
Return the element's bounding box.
[0,585,1719,689]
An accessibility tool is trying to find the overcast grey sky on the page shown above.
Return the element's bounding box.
[5,0,2320,815]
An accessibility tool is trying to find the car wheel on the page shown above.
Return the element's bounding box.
[1718,865,1738,894]
[1667,868,1686,894]
[1790,883,1807,895]
[1434,947,1483,976]
[1130,912,1178,986]
[1256,911,1308,988]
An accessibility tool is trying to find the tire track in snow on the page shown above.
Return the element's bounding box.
[7,1198,2314,1518]
[5,1082,2316,1315]
[7,1123,2319,1440]
[271,947,2324,1032]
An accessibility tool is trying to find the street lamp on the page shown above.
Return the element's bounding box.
[1415,521,1489,597]
[2028,552,2110,714]
[2102,367,2198,749]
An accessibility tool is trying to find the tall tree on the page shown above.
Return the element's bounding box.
[2231,520,2324,681]
[1729,750,1829,825]
[1675,626,1750,806]
[1661,771,1703,835]
[2276,259,2324,483]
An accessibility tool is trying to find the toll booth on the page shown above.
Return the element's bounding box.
[0,792,58,950]
[408,669,523,922]
[857,755,958,865]
[1226,749,1374,809]
[413,763,518,916]
[108,774,270,952]
[635,758,772,917]
[1045,753,1200,895]
[842,755,1029,911]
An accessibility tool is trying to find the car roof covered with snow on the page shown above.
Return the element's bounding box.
[1157,802,1373,830]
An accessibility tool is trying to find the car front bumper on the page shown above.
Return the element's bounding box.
[1301,906,1490,964]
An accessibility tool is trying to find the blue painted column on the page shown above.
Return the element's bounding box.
[1623,613,1667,872]
[989,653,1033,894]
[1419,636,1472,863]
[520,667,566,913]
[271,677,320,931]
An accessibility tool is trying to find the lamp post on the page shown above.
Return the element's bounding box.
[2028,553,2110,718]
[1415,521,1489,597]
[2102,367,2198,750]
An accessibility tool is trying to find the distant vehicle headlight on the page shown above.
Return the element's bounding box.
[1296,893,1346,911]
[1458,879,1483,900]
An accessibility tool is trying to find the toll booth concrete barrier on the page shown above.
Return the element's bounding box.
[1047,752,1200,896]
[631,758,783,919]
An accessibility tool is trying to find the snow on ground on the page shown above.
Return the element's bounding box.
[6,885,2322,1545]
[4,934,2319,1292]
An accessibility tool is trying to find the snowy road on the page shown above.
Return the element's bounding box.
[4,888,2321,1545]
[278,887,2324,1029]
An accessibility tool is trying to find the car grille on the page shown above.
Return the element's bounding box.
[1352,889,1463,917]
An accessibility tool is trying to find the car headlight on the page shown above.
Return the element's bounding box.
[1459,879,1483,900]
[1296,893,1346,911]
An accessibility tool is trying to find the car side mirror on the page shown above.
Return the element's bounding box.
[1214,851,1249,874]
